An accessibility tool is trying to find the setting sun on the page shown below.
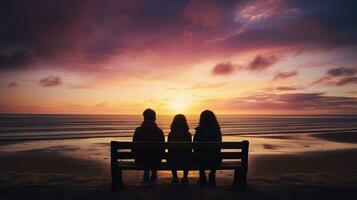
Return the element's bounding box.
[169,99,188,114]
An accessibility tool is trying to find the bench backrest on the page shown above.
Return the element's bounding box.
[111,141,249,167]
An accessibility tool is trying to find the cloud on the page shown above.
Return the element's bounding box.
[246,55,278,71]
[0,51,35,70]
[335,77,357,86]
[275,86,298,91]
[235,0,300,24]
[216,0,357,55]
[0,0,160,72]
[0,0,356,79]
[1,0,357,91]
[212,62,235,75]
[204,92,357,113]
[313,67,357,86]
[272,70,298,81]
[212,54,279,76]
[327,67,357,77]
[39,76,63,87]
[184,0,224,27]
[7,82,18,88]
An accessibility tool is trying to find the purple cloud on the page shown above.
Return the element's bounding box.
[246,55,278,71]
[39,76,63,87]
[184,0,224,27]
[275,86,298,91]
[212,54,279,76]
[7,82,18,88]
[335,77,357,86]
[272,70,298,81]
[327,67,357,77]
[0,0,356,78]
[212,62,235,75]
[206,92,357,113]
[313,67,357,86]
[218,1,357,54]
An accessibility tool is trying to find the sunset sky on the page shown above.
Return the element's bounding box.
[0,0,357,114]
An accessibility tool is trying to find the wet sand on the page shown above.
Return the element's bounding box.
[313,132,357,144]
[1,146,357,200]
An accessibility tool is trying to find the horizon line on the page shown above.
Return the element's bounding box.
[1,113,357,116]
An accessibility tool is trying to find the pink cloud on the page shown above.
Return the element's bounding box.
[0,0,356,91]
[246,55,278,71]
[212,54,279,76]
[275,86,298,91]
[184,0,224,27]
[203,92,357,114]
[212,62,235,75]
[7,82,18,88]
[312,67,357,86]
[272,70,298,81]
[327,67,356,77]
[39,76,63,87]
[236,0,300,25]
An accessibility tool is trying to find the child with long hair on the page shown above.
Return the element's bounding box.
[167,114,192,184]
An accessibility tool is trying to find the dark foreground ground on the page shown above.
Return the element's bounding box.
[1,147,357,200]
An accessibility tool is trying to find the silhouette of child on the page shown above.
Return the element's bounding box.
[132,108,165,183]
[167,114,192,184]
[193,110,222,185]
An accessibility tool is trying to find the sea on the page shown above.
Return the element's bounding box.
[0,114,356,140]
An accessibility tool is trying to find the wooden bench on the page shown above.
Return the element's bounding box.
[110,141,249,191]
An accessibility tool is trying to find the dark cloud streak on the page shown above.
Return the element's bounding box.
[275,86,298,91]
[208,92,357,113]
[7,81,18,88]
[272,70,298,81]
[313,67,357,86]
[246,55,278,71]
[39,76,63,87]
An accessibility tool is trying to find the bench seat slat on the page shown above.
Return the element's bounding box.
[117,161,241,170]
[116,152,243,159]
[113,142,245,149]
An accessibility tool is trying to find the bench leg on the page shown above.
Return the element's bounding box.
[238,168,247,191]
[233,168,247,191]
[233,168,239,187]
[111,167,123,192]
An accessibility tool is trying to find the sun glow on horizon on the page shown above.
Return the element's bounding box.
[169,99,189,114]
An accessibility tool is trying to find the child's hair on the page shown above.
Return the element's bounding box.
[198,110,220,130]
[143,108,156,121]
[170,114,189,132]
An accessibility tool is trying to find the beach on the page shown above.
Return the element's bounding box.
[0,115,357,199]
[1,146,357,200]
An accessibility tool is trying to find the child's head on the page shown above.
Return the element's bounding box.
[199,110,220,130]
[143,108,156,122]
[170,114,189,132]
